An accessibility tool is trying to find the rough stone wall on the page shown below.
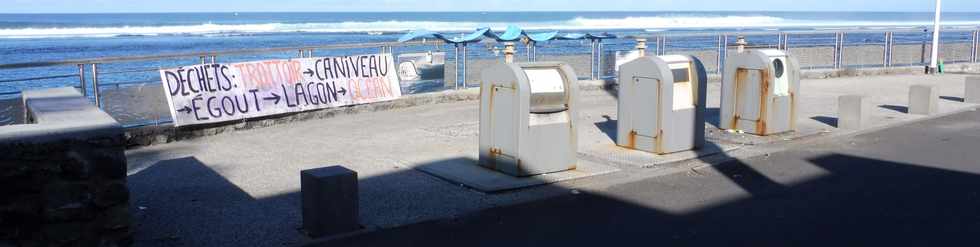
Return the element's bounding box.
[0,134,131,246]
[1,88,132,246]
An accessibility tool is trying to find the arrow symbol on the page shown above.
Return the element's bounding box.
[263,92,281,105]
[303,68,315,77]
[176,106,192,114]
[338,87,347,96]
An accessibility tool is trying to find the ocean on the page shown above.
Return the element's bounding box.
[1,11,979,96]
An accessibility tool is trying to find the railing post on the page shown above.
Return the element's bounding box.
[77,64,87,97]
[461,44,468,89]
[722,34,729,74]
[453,43,460,90]
[840,32,847,68]
[209,55,216,64]
[595,39,602,80]
[837,32,842,69]
[90,63,101,108]
[972,30,978,63]
[653,36,660,56]
[834,32,845,69]
[884,32,893,68]
[777,33,783,50]
[783,33,790,50]
[590,39,597,80]
[717,35,724,74]
[307,49,314,58]
[298,49,305,58]
[526,41,533,62]
[658,36,667,56]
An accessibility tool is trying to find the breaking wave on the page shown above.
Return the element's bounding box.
[1,15,978,39]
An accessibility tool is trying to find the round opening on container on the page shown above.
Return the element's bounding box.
[773,58,785,78]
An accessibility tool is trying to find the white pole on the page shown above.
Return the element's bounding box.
[929,0,942,72]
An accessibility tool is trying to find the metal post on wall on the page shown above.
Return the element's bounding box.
[654,36,662,56]
[531,42,537,62]
[657,36,667,56]
[717,35,724,74]
[839,32,846,68]
[526,41,533,62]
[972,30,979,63]
[888,32,895,67]
[461,44,467,89]
[90,63,101,108]
[837,32,843,69]
[884,32,894,68]
[723,34,730,74]
[453,43,460,90]
[782,33,790,50]
[777,33,783,50]
[590,39,597,80]
[833,32,845,69]
[77,64,87,97]
[595,39,602,80]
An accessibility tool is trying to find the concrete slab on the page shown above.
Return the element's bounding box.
[966,76,980,104]
[839,95,872,130]
[579,142,741,169]
[413,158,619,193]
[909,84,939,115]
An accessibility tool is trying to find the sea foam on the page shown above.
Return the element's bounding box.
[1,15,978,39]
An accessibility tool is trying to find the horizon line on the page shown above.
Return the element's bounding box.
[1,10,977,15]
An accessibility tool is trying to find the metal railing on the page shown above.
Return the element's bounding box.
[1,27,978,128]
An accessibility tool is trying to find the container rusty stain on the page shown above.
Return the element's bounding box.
[757,69,770,136]
[732,68,747,130]
[655,129,664,154]
[627,130,637,149]
[789,91,797,130]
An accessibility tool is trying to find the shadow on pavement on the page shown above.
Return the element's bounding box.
[315,151,980,246]
[810,116,839,128]
[705,107,721,128]
[940,96,965,102]
[128,157,302,247]
[128,155,586,246]
[879,104,909,113]
[594,115,617,142]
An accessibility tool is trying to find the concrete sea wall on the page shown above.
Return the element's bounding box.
[0,88,132,246]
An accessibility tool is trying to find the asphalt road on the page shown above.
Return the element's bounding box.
[316,107,980,247]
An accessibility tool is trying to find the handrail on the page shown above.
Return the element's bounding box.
[0,40,443,70]
[623,25,980,39]
[0,73,78,83]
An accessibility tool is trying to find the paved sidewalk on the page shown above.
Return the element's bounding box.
[315,105,980,247]
[125,74,976,246]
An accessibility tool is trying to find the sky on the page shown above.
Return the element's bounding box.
[1,0,977,13]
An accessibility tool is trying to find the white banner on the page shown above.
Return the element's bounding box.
[159,53,401,127]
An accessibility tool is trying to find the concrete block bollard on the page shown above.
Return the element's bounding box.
[301,166,359,237]
[966,76,980,104]
[838,95,872,129]
[908,84,939,115]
